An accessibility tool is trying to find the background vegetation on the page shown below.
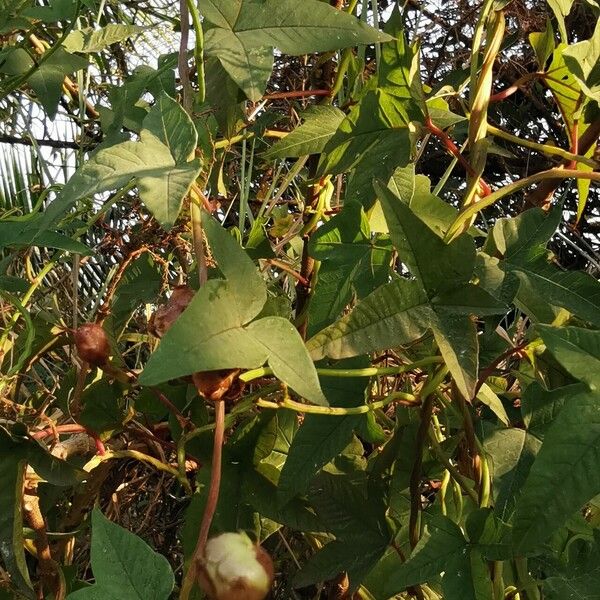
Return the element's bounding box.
[1,0,600,598]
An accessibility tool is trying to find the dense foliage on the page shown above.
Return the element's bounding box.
[1,0,600,599]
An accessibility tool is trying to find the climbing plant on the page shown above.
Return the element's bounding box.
[1,0,600,599]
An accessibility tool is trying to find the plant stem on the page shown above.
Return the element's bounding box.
[178,0,192,113]
[186,0,205,103]
[514,557,540,600]
[256,391,418,415]
[240,356,443,382]
[83,450,191,493]
[180,400,225,599]
[445,168,600,242]
[486,124,597,168]
[408,366,449,548]
[427,427,479,504]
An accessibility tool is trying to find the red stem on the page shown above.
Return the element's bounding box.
[262,89,331,100]
[181,400,226,594]
[32,424,86,440]
[425,116,491,196]
[473,344,527,400]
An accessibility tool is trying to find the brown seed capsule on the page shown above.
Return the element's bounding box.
[149,285,195,338]
[192,369,241,402]
[196,532,274,600]
[74,323,110,366]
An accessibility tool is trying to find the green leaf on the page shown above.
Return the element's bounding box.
[0,47,88,118]
[201,0,390,100]
[375,180,475,296]
[521,381,587,438]
[563,20,600,104]
[318,19,422,207]
[253,408,298,483]
[278,358,369,504]
[295,472,390,588]
[431,310,479,399]
[140,217,325,404]
[66,508,174,600]
[63,24,145,53]
[307,202,391,335]
[35,93,201,234]
[381,514,467,596]
[294,537,387,590]
[0,219,90,253]
[247,317,327,405]
[79,380,129,438]
[493,208,600,327]
[529,19,555,68]
[307,277,432,362]
[318,85,413,208]
[263,106,345,159]
[477,383,510,426]
[440,549,494,600]
[512,387,600,552]
[23,0,78,22]
[547,0,574,42]
[544,565,600,600]
[387,165,474,237]
[537,325,600,388]
[483,426,542,524]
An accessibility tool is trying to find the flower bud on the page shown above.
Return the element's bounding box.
[74,323,110,366]
[197,532,274,600]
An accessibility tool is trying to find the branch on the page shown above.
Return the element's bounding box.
[0,133,93,150]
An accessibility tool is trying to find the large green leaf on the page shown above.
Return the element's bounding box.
[0,47,88,118]
[34,93,200,234]
[521,381,587,439]
[512,386,600,552]
[536,324,600,388]
[492,207,600,327]
[201,0,390,100]
[140,216,326,404]
[294,472,390,589]
[562,19,600,103]
[381,515,467,596]
[317,15,422,207]
[263,105,345,160]
[307,202,392,335]
[377,181,475,296]
[63,24,145,53]
[307,277,431,361]
[0,218,90,253]
[440,549,494,600]
[246,317,326,405]
[308,186,505,398]
[431,309,479,399]
[277,358,369,505]
[387,165,474,237]
[483,427,542,524]
[66,509,174,600]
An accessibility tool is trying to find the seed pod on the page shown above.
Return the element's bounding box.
[197,532,274,600]
[74,323,110,366]
[149,285,195,338]
[192,369,241,401]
